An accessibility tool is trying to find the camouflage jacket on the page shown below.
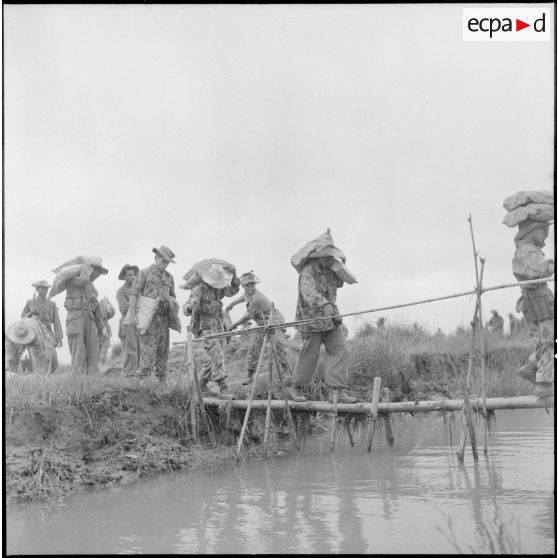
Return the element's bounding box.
[184,282,227,337]
[244,289,285,326]
[512,241,554,320]
[22,298,63,341]
[64,277,103,331]
[130,264,176,313]
[295,260,343,333]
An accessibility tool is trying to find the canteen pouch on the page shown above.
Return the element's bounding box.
[521,286,554,322]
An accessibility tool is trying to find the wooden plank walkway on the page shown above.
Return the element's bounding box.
[202,395,554,414]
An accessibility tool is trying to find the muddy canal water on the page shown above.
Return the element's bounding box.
[7,409,554,554]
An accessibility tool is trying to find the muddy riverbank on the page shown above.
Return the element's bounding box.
[5,329,533,504]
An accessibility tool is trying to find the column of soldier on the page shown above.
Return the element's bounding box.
[6,214,555,400]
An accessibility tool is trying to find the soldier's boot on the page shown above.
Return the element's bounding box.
[288,384,307,402]
[329,388,358,404]
[199,379,213,396]
[516,360,537,384]
[217,378,235,399]
[241,369,255,385]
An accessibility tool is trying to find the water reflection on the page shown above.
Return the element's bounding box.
[7,410,554,555]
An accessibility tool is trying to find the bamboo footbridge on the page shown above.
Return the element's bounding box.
[175,218,555,461]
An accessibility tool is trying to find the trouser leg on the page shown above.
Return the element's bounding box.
[292,332,323,386]
[322,326,350,388]
[123,325,139,374]
[534,318,554,384]
[154,314,169,380]
[84,314,100,375]
[6,340,25,372]
[67,314,87,375]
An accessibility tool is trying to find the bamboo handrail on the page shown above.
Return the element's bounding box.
[200,395,554,414]
[172,276,555,344]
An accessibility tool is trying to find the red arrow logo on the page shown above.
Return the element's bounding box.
[516,19,530,31]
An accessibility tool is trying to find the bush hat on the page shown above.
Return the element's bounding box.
[152,246,176,263]
[201,263,233,289]
[7,319,36,345]
[240,271,260,286]
[32,280,51,289]
[86,257,109,274]
[118,264,139,281]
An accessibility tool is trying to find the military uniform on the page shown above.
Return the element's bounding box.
[130,264,175,380]
[186,282,229,384]
[292,259,350,388]
[21,297,62,372]
[487,312,504,335]
[64,277,103,375]
[243,289,289,374]
[513,241,554,384]
[116,282,140,374]
[6,318,55,374]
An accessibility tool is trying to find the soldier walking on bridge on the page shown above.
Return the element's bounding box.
[227,271,291,385]
[503,190,554,398]
[288,230,359,404]
[182,260,239,398]
[21,280,63,372]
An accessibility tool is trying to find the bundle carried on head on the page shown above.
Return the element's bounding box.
[502,190,554,241]
[290,229,358,284]
[180,258,238,290]
[49,256,108,298]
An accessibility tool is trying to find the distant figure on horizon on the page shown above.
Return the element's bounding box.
[376,317,386,331]
[508,312,522,337]
[487,310,504,335]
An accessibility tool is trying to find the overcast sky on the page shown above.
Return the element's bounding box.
[4,4,555,364]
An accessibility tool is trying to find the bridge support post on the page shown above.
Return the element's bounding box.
[381,388,394,446]
[366,377,382,452]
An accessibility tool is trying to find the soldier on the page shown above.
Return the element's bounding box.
[487,310,504,335]
[61,257,108,375]
[116,264,140,376]
[127,246,177,382]
[512,220,554,398]
[98,297,115,364]
[508,312,522,336]
[21,280,63,372]
[6,318,57,374]
[183,263,239,397]
[288,230,358,404]
[227,271,291,385]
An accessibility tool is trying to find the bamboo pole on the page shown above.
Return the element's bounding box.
[235,311,274,459]
[381,388,394,447]
[263,362,273,457]
[268,321,300,450]
[187,325,197,441]
[201,395,553,414]
[366,377,382,452]
[330,390,338,452]
[173,276,554,345]
[468,215,489,454]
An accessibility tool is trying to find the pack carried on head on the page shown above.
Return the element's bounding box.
[49,257,94,298]
[180,258,238,291]
[502,190,554,228]
[291,230,357,284]
[291,230,347,273]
